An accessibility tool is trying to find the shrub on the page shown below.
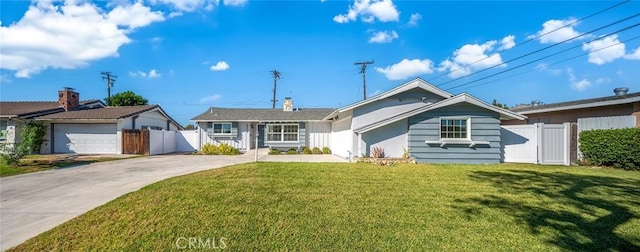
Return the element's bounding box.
[201,143,240,155]
[19,121,47,154]
[302,147,312,154]
[0,143,25,165]
[312,147,322,154]
[268,149,281,155]
[371,146,385,158]
[322,147,331,154]
[579,128,640,170]
[286,149,299,155]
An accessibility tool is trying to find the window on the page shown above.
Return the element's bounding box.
[266,124,298,142]
[440,118,469,139]
[142,125,163,130]
[0,120,7,141]
[208,123,232,135]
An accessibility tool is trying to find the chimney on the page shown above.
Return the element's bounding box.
[283,97,293,111]
[531,100,542,107]
[614,87,629,96]
[58,87,79,111]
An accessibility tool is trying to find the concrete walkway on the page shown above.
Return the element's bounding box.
[0,150,347,250]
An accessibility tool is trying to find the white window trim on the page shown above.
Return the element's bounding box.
[426,117,489,147]
[210,123,232,135]
[266,123,299,143]
[439,117,471,141]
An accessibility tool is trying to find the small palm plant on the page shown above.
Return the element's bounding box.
[371,146,385,158]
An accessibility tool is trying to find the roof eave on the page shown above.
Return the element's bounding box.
[514,96,640,115]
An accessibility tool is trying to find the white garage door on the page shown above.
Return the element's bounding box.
[54,124,117,154]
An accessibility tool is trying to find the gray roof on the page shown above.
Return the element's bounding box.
[512,92,640,113]
[37,105,184,130]
[0,100,102,118]
[191,107,336,122]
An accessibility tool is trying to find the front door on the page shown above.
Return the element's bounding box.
[257,124,266,148]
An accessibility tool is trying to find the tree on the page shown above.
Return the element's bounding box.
[184,124,196,130]
[492,99,510,110]
[19,121,47,155]
[106,91,148,106]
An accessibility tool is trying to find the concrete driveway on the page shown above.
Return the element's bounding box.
[0,150,347,250]
[0,153,255,251]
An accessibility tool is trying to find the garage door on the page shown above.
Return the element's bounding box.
[54,124,117,154]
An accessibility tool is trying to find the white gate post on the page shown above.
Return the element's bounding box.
[535,123,543,164]
[563,122,571,166]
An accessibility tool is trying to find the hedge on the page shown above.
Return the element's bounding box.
[579,127,640,170]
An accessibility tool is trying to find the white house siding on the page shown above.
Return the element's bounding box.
[136,111,173,130]
[331,114,353,159]
[408,104,502,164]
[306,121,331,149]
[352,91,445,130]
[360,119,408,157]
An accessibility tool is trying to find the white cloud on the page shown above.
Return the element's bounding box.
[498,35,516,50]
[210,61,230,71]
[582,35,626,65]
[333,0,399,23]
[595,77,612,84]
[535,63,562,76]
[368,30,398,43]
[223,0,247,6]
[0,74,12,84]
[148,69,161,78]
[168,11,183,18]
[375,58,434,80]
[437,39,504,78]
[624,47,640,60]
[407,13,421,26]
[151,0,218,12]
[130,69,161,79]
[528,18,582,44]
[200,94,222,103]
[0,1,165,78]
[568,68,591,91]
[107,2,164,30]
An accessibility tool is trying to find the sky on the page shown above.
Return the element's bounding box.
[1,0,639,126]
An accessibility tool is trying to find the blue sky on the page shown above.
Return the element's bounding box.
[1,0,639,126]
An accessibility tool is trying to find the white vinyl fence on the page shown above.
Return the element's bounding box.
[148,130,199,155]
[501,123,571,165]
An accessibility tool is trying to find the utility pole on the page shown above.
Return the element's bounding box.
[101,71,117,99]
[270,70,281,109]
[354,61,373,100]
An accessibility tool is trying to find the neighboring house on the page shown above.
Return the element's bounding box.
[191,99,334,152]
[503,87,640,126]
[192,78,526,164]
[1,88,182,154]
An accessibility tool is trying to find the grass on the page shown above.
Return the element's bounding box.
[0,155,133,177]
[9,163,640,251]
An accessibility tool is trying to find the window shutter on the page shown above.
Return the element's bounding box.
[232,122,238,137]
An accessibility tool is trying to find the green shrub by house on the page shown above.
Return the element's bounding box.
[579,128,640,170]
[302,147,312,154]
[286,149,298,155]
[201,143,240,155]
[322,147,331,154]
[268,149,281,155]
[312,147,322,154]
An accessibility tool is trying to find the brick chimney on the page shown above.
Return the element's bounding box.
[58,87,79,111]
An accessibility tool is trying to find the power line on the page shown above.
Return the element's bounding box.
[428,0,631,83]
[101,71,117,99]
[443,22,640,91]
[436,13,640,88]
[354,60,374,100]
[454,34,640,91]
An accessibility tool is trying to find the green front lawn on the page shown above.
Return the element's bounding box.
[10,163,640,251]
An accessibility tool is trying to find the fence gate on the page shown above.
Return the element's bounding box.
[122,129,149,155]
[501,123,570,165]
[538,123,570,165]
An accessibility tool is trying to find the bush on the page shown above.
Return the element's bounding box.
[312,147,322,154]
[322,147,331,154]
[201,143,240,155]
[286,149,298,155]
[19,121,47,154]
[268,149,281,155]
[0,143,25,165]
[579,128,640,170]
[302,147,312,154]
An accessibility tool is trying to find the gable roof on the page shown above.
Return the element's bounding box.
[354,93,527,133]
[512,92,640,114]
[0,100,103,118]
[191,107,335,122]
[323,78,453,120]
